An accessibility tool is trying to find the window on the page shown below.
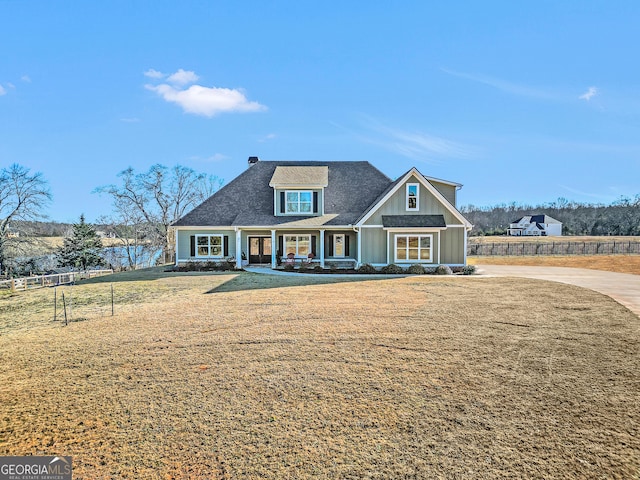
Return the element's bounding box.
[406,183,419,211]
[334,234,345,258]
[196,235,223,257]
[286,191,313,214]
[284,235,311,257]
[395,235,432,262]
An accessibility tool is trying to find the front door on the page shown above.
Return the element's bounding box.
[248,237,272,264]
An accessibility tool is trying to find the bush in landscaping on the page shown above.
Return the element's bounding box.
[313,265,324,273]
[283,263,295,272]
[381,264,405,274]
[462,265,476,275]
[406,264,426,275]
[435,265,453,275]
[357,263,377,274]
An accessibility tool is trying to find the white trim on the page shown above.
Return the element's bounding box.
[283,234,312,258]
[393,233,434,264]
[271,230,277,268]
[174,228,179,266]
[283,190,314,215]
[332,233,346,258]
[463,227,467,266]
[319,229,325,268]
[195,234,224,258]
[357,167,472,228]
[406,183,419,211]
[235,229,242,269]
[437,231,441,264]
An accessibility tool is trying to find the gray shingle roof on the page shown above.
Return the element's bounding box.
[381,215,446,228]
[173,161,392,227]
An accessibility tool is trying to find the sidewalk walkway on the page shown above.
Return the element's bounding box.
[477,265,640,318]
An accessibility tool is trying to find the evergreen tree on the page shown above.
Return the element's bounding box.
[56,215,105,270]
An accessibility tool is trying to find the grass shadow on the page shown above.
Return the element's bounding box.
[79,265,236,285]
[207,272,398,294]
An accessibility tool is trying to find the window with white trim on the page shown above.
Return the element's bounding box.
[286,191,313,214]
[395,234,432,262]
[196,235,223,257]
[284,235,311,257]
[406,183,419,211]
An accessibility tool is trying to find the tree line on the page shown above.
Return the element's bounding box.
[461,196,640,236]
[0,163,222,276]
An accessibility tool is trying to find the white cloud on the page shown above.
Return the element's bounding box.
[146,83,267,117]
[0,85,6,96]
[21,75,31,83]
[346,117,477,163]
[144,68,165,79]
[167,69,199,86]
[259,133,277,142]
[579,86,598,101]
[441,67,557,100]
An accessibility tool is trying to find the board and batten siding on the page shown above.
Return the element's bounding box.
[360,228,387,264]
[363,175,458,225]
[428,180,457,207]
[176,229,236,260]
[439,227,465,264]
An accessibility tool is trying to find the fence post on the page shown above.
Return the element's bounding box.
[62,292,68,326]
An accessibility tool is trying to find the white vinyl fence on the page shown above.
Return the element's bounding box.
[0,269,113,292]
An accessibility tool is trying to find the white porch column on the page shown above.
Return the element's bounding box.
[271,230,277,269]
[174,228,179,266]
[235,229,242,269]
[319,229,325,268]
[356,227,361,267]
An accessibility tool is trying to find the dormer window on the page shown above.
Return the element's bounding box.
[406,183,419,211]
[286,191,312,213]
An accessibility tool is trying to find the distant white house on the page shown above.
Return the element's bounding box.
[507,215,562,236]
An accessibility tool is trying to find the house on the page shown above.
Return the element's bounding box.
[172,157,472,269]
[507,215,562,236]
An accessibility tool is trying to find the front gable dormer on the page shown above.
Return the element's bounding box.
[269,166,328,216]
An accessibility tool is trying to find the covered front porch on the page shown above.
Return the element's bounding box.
[235,228,358,270]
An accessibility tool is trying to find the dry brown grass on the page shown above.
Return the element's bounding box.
[469,235,640,244]
[469,254,640,275]
[1,272,639,479]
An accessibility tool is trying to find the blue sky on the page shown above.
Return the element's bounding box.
[1,1,639,222]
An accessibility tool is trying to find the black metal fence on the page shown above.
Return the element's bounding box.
[468,241,640,256]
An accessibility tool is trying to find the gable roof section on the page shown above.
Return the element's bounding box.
[172,161,392,227]
[357,167,472,228]
[513,214,561,225]
[269,166,329,188]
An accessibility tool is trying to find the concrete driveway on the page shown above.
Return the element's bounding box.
[477,265,640,318]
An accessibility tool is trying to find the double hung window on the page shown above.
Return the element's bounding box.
[406,183,419,211]
[286,191,312,214]
[196,235,223,257]
[284,235,311,257]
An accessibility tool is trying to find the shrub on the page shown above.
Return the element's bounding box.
[283,263,295,272]
[423,267,437,274]
[435,265,453,275]
[381,264,405,274]
[298,262,311,272]
[313,264,324,273]
[357,263,377,274]
[462,265,476,275]
[406,264,426,275]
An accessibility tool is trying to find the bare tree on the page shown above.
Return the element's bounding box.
[96,164,221,263]
[0,164,52,274]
